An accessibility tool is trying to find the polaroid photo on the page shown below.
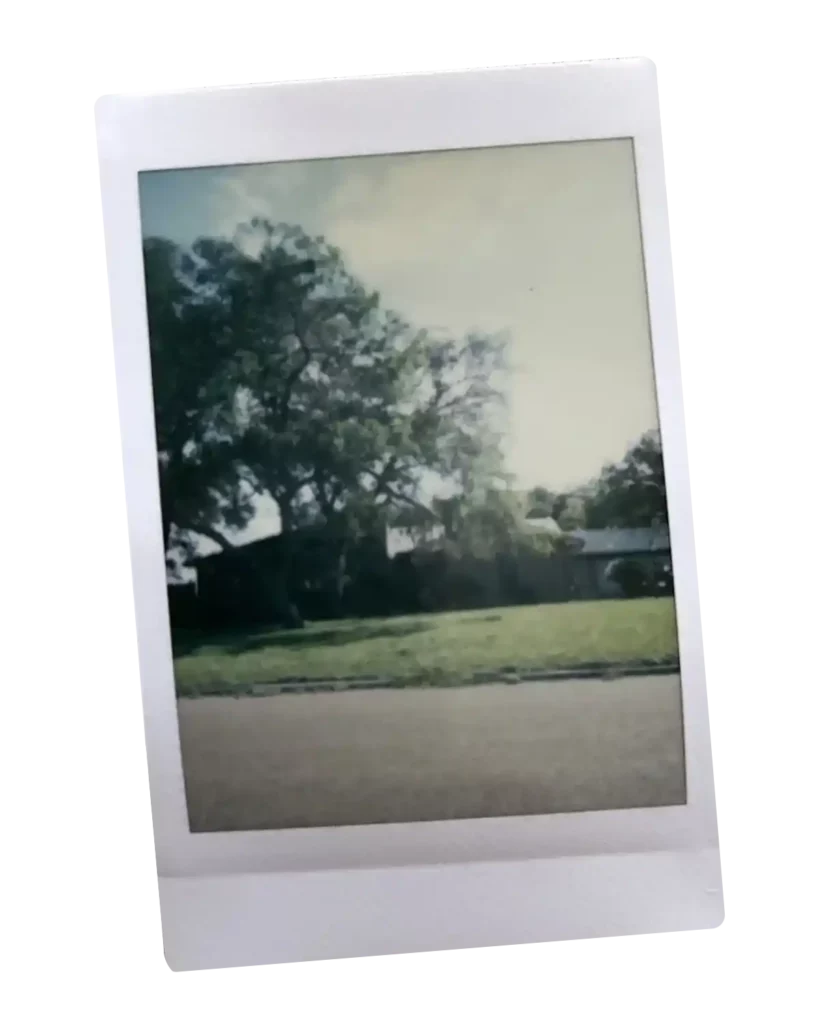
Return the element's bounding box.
[96,58,722,971]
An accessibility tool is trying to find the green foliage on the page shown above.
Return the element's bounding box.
[421,488,559,560]
[526,486,556,519]
[554,494,587,531]
[143,237,256,550]
[144,221,507,569]
[585,430,668,529]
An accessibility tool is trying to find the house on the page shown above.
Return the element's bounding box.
[509,524,672,603]
[192,532,302,628]
[569,526,672,598]
[187,525,393,628]
[168,512,674,632]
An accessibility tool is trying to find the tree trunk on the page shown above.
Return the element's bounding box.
[328,541,348,618]
[267,515,304,629]
[268,559,304,629]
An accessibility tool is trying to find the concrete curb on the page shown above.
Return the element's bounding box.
[181,661,681,698]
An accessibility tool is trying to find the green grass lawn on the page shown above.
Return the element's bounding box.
[172,598,679,696]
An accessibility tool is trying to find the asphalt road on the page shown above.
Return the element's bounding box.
[177,674,686,832]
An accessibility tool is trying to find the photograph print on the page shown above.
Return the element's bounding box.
[139,138,685,833]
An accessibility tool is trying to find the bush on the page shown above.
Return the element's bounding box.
[606,558,650,598]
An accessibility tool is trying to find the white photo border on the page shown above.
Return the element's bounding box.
[97,58,722,968]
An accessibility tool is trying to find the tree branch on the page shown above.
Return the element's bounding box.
[369,454,399,495]
[371,476,439,522]
[189,523,236,550]
[278,317,312,429]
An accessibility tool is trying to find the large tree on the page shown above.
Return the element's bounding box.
[144,220,506,623]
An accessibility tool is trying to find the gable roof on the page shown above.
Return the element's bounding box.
[571,526,670,555]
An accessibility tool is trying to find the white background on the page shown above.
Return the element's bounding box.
[99,66,720,966]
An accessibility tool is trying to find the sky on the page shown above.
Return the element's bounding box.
[140,138,660,547]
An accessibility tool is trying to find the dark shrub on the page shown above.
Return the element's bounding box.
[606,558,650,598]
[167,582,199,629]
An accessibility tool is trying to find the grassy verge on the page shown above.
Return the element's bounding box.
[172,598,679,697]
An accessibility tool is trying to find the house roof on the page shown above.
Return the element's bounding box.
[571,526,670,555]
[190,531,285,564]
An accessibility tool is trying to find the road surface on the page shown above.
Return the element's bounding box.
[177,674,686,832]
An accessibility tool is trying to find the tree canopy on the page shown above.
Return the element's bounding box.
[144,220,507,608]
[584,430,668,529]
[524,431,668,535]
[144,235,256,553]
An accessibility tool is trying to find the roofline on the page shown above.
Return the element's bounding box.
[190,531,285,564]
[575,546,671,557]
